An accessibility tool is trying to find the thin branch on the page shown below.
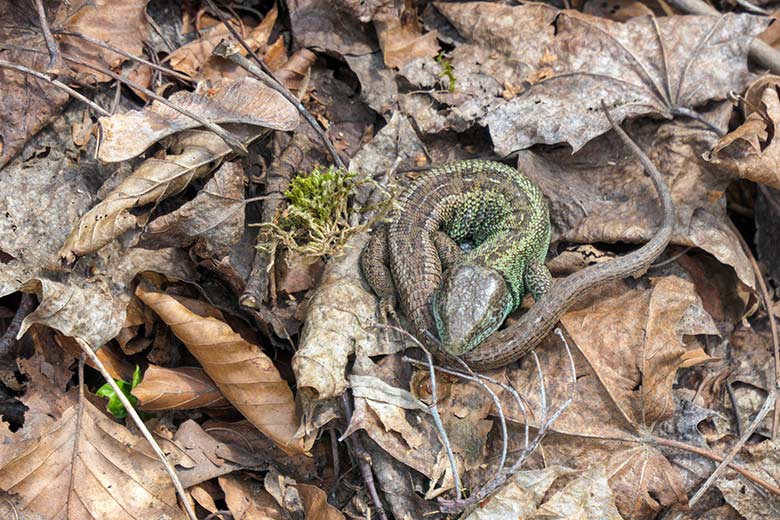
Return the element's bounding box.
[0,58,109,116]
[75,338,198,520]
[32,0,64,74]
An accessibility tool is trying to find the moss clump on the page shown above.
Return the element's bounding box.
[259,165,365,259]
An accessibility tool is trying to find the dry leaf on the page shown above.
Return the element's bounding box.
[0,399,184,519]
[500,276,716,519]
[141,161,246,258]
[136,284,307,455]
[534,464,623,519]
[56,0,149,83]
[292,233,386,400]
[219,473,284,519]
[716,440,780,519]
[463,466,575,520]
[169,7,278,80]
[97,77,299,163]
[375,18,439,69]
[401,3,767,153]
[705,81,780,188]
[132,365,231,411]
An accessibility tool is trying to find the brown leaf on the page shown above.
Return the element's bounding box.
[375,18,439,69]
[9,247,196,349]
[141,161,246,258]
[292,233,387,400]
[0,4,69,168]
[56,0,149,83]
[219,473,284,519]
[0,399,184,519]
[97,77,299,163]
[169,6,278,80]
[500,276,716,519]
[401,3,766,153]
[716,440,780,519]
[132,365,231,411]
[136,284,307,455]
[521,104,755,289]
[295,483,346,520]
[705,81,780,189]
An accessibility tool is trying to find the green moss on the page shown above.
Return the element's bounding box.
[258,165,368,259]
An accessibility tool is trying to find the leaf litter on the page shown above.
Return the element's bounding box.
[1,0,780,519]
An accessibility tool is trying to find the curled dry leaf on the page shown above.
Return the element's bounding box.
[7,246,196,349]
[0,399,184,519]
[705,81,780,189]
[135,284,307,455]
[56,0,150,83]
[132,364,231,411]
[402,3,766,153]
[141,161,246,259]
[292,233,387,400]
[501,276,716,519]
[97,77,299,162]
[59,130,240,262]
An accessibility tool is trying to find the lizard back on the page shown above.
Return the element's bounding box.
[386,160,550,343]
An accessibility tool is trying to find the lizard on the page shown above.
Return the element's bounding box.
[361,107,674,370]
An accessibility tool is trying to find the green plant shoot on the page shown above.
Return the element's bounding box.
[96,365,149,420]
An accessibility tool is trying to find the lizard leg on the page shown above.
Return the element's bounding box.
[433,231,463,270]
[524,260,552,302]
[360,226,398,324]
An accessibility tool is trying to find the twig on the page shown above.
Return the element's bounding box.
[0,294,36,364]
[340,394,389,520]
[0,58,109,116]
[74,338,198,520]
[32,0,64,74]
[402,356,509,492]
[329,428,341,478]
[733,0,770,15]
[688,388,776,507]
[210,38,346,171]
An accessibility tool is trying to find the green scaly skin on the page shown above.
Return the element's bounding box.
[360,160,552,358]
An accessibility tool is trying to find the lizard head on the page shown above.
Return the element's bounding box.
[432,264,512,356]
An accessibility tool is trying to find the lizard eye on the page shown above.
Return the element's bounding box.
[433,264,510,356]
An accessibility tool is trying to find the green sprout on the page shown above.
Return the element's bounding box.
[96,365,150,420]
[436,53,456,93]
